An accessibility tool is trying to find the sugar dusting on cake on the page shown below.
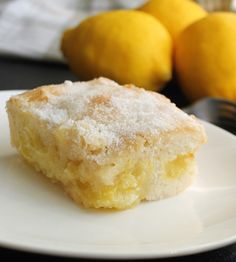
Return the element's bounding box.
[17,77,200,156]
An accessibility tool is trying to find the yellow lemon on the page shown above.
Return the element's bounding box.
[138,0,207,41]
[175,12,236,101]
[61,10,172,91]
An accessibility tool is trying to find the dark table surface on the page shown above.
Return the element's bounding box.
[0,56,235,262]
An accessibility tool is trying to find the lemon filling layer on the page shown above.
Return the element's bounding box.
[14,115,195,209]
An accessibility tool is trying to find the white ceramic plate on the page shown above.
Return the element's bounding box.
[0,90,236,259]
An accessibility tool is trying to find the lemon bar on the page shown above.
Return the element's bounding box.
[6,78,206,209]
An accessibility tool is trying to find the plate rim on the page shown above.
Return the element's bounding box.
[0,233,236,259]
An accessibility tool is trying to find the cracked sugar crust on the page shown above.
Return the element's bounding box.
[9,77,205,162]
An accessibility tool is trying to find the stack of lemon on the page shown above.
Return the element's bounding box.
[61,0,236,102]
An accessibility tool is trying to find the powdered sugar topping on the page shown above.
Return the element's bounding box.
[20,78,198,153]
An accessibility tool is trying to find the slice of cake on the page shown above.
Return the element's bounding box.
[6,77,206,209]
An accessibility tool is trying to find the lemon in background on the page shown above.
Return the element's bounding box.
[61,10,172,91]
[175,12,236,101]
[138,0,207,41]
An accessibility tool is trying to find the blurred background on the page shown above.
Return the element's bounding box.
[0,0,236,112]
[0,0,235,63]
